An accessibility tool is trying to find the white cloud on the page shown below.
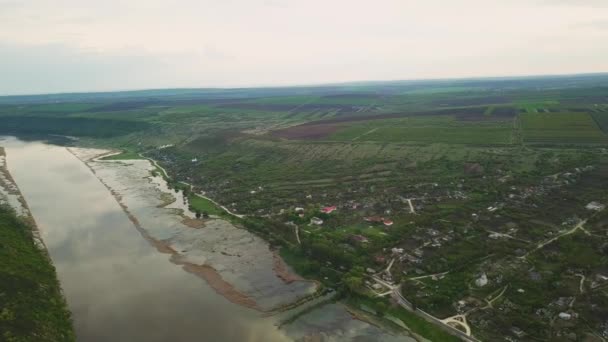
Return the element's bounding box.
[0,0,606,94]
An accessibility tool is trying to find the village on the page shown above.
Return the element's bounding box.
[143,143,608,341]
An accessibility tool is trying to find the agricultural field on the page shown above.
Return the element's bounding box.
[591,110,608,133]
[329,116,515,145]
[521,112,608,144]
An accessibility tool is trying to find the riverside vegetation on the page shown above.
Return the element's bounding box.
[0,205,74,342]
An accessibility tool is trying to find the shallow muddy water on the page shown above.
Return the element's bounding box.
[0,136,414,342]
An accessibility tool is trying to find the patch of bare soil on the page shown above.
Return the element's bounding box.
[181,217,205,229]
[157,192,176,208]
[180,262,261,310]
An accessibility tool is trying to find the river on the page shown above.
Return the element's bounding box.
[0,136,414,342]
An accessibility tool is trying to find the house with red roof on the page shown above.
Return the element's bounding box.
[364,216,394,226]
[321,206,337,214]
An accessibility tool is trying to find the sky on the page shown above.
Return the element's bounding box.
[0,0,607,95]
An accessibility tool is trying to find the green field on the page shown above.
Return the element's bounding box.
[0,206,74,341]
[101,150,142,160]
[188,194,224,216]
[330,116,514,145]
[521,112,608,144]
[591,110,608,133]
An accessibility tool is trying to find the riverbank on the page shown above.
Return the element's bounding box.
[109,150,454,341]
[77,147,424,340]
[0,144,74,341]
[69,147,319,312]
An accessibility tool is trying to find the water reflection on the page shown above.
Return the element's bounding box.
[3,137,289,342]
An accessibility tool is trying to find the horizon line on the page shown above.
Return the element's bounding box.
[2,70,607,98]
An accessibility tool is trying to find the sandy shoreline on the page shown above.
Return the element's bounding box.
[66,147,263,310]
[67,147,315,313]
[0,146,46,251]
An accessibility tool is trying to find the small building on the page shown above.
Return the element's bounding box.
[383,219,394,226]
[321,206,337,214]
[586,201,605,211]
[558,312,572,320]
[295,207,305,213]
[511,327,526,338]
[475,273,488,287]
[391,247,404,254]
[374,255,386,264]
[310,217,324,225]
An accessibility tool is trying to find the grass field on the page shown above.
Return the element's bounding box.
[591,111,608,133]
[188,194,224,216]
[521,112,608,144]
[0,206,74,341]
[101,150,142,160]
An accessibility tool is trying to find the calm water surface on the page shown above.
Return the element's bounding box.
[2,137,289,342]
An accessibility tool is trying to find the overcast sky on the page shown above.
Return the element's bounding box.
[0,0,607,95]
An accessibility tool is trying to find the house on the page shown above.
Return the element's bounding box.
[191,158,198,163]
[310,217,323,225]
[511,327,526,338]
[295,207,305,213]
[475,273,488,287]
[364,216,392,226]
[391,247,404,254]
[586,201,605,211]
[374,255,386,264]
[321,206,337,214]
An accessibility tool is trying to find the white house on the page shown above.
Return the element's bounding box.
[310,217,323,225]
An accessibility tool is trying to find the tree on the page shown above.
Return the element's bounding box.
[202,211,210,219]
[195,211,202,219]
[343,266,365,294]
[344,275,364,294]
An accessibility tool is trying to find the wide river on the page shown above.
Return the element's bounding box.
[0,136,413,342]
